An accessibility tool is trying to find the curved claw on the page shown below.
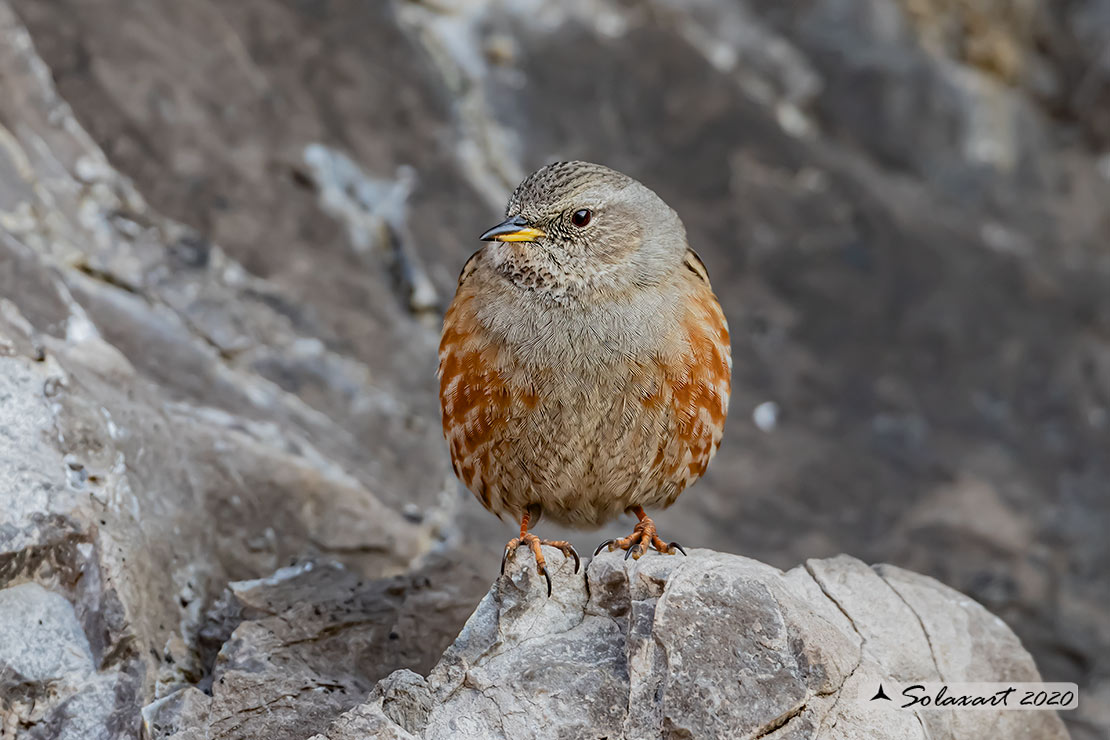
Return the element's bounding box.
[500,545,511,575]
[568,547,581,574]
[591,514,686,563]
[541,566,552,597]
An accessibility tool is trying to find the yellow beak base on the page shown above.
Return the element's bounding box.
[490,227,546,243]
[479,216,546,243]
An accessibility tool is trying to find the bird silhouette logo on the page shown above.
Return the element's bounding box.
[871,684,892,701]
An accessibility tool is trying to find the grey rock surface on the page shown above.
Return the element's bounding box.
[312,549,1068,740]
[0,573,94,687]
[0,582,127,740]
[143,556,484,739]
[0,2,485,737]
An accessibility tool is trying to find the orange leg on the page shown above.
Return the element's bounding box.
[500,511,580,596]
[594,506,687,560]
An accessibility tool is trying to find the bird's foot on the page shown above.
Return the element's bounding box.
[594,515,687,560]
[500,533,580,596]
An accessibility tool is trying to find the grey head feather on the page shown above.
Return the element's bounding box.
[493,161,688,297]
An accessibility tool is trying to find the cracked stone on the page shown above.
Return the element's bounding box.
[312,549,1068,739]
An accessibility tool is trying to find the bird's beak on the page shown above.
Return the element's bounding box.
[479,215,546,243]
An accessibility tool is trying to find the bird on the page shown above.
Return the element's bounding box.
[437,161,731,594]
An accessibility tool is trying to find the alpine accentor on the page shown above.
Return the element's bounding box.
[438,161,731,593]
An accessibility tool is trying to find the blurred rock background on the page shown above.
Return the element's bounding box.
[0,0,1107,737]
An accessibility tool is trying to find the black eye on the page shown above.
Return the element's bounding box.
[571,209,592,227]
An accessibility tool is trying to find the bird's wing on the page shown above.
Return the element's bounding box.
[457,247,484,287]
[682,248,712,286]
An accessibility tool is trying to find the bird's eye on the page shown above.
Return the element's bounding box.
[571,209,592,227]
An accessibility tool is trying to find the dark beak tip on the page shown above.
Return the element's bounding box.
[479,215,532,242]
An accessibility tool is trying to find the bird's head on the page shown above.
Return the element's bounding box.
[479,161,687,298]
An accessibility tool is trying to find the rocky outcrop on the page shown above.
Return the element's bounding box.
[298,549,1068,740]
[139,558,484,740]
[0,2,485,736]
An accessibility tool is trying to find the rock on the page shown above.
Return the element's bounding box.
[144,556,485,740]
[376,669,435,735]
[317,549,1068,740]
[0,582,129,740]
[0,583,94,685]
[308,701,420,740]
[304,670,431,740]
[0,3,486,737]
